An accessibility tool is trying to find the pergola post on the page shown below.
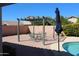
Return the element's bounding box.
[32,17,35,41]
[43,17,45,45]
[0,7,3,56]
[33,20,35,39]
[17,18,20,42]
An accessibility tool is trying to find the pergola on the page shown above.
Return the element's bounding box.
[17,16,46,44]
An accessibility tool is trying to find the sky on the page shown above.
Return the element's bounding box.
[2,3,79,21]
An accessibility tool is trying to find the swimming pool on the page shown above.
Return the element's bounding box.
[62,42,79,56]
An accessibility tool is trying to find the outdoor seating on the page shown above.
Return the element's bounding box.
[29,32,46,42]
[29,33,35,40]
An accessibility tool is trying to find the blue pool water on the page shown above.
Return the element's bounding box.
[62,42,79,56]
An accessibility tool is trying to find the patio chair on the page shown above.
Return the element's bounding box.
[29,33,35,41]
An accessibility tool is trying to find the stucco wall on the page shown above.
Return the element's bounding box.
[2,25,30,37]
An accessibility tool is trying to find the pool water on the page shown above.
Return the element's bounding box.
[62,42,79,56]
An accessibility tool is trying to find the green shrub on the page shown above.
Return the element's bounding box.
[63,23,79,37]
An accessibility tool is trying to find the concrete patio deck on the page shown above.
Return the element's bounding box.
[2,34,79,52]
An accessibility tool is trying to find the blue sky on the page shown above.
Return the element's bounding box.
[2,3,79,21]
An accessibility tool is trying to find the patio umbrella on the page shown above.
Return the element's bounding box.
[55,8,63,52]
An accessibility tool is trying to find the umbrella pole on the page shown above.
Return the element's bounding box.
[58,34,60,52]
